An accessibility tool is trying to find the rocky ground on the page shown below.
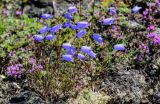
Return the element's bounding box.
[22,0,94,17]
[1,68,160,103]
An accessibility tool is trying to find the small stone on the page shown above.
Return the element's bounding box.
[12,82,21,89]
[0,75,5,79]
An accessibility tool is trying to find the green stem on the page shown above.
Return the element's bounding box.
[92,0,96,18]
[79,0,83,19]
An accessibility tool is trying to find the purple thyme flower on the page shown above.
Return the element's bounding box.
[39,25,49,34]
[77,53,85,60]
[108,7,116,14]
[139,43,148,50]
[147,25,156,31]
[62,43,72,50]
[76,21,90,29]
[64,21,72,28]
[45,34,55,40]
[62,54,74,62]
[132,6,142,13]
[16,10,22,16]
[76,29,87,38]
[156,0,160,6]
[147,32,160,45]
[114,44,125,51]
[3,9,11,16]
[29,57,36,65]
[92,34,103,44]
[50,24,62,34]
[68,6,78,13]
[152,35,160,45]
[33,35,44,42]
[64,13,74,20]
[9,51,16,58]
[7,64,23,78]
[30,64,43,73]
[147,32,157,38]
[103,17,114,25]
[143,9,149,16]
[137,54,145,61]
[41,13,52,19]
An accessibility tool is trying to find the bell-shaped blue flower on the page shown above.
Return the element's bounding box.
[76,29,87,38]
[50,24,62,34]
[114,44,125,51]
[64,21,72,28]
[88,51,96,58]
[41,13,52,19]
[132,6,142,13]
[62,43,72,50]
[92,34,103,44]
[67,46,76,55]
[64,13,74,20]
[62,54,74,62]
[77,53,85,60]
[76,21,90,29]
[45,34,55,40]
[80,46,92,54]
[103,18,114,25]
[108,7,116,14]
[70,24,77,30]
[68,6,77,13]
[39,25,49,34]
[33,35,44,42]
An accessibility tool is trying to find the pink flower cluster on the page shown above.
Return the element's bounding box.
[147,32,160,45]
[7,64,24,78]
[29,57,43,73]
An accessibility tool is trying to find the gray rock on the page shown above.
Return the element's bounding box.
[22,0,95,17]
[119,20,145,30]
[9,90,46,104]
[23,0,54,17]
[101,69,148,103]
[154,92,160,103]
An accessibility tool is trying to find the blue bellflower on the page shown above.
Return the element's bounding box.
[77,53,85,60]
[50,24,62,34]
[33,35,44,42]
[88,51,96,58]
[62,43,72,50]
[64,21,72,28]
[64,13,74,20]
[76,21,90,29]
[45,34,55,40]
[114,44,125,51]
[76,29,87,38]
[80,46,92,54]
[68,6,78,13]
[70,24,77,30]
[92,34,103,44]
[62,54,74,62]
[132,6,142,13]
[103,18,114,25]
[80,46,96,58]
[39,25,49,34]
[109,7,116,14]
[41,13,52,19]
[66,46,76,55]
